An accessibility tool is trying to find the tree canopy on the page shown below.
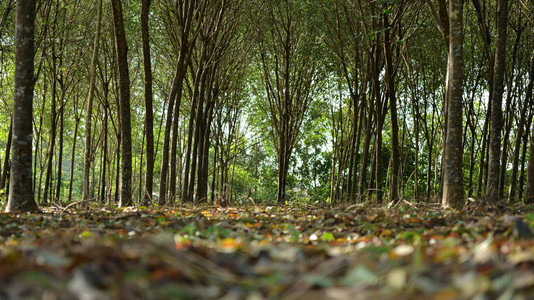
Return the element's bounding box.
[1,0,534,209]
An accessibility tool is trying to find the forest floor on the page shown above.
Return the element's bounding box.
[0,201,533,300]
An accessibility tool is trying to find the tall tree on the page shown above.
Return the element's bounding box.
[258,0,319,203]
[82,0,103,202]
[111,0,133,207]
[486,0,509,203]
[158,0,197,204]
[141,0,154,204]
[441,0,465,209]
[382,1,405,202]
[513,49,534,202]
[7,0,39,212]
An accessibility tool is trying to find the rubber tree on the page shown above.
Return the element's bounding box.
[486,0,509,203]
[257,0,320,204]
[7,0,40,212]
[441,0,465,209]
[111,0,133,207]
[82,0,103,202]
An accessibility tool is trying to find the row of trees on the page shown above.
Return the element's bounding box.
[2,0,534,211]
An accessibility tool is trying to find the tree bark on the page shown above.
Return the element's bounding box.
[68,116,80,203]
[111,0,133,207]
[100,109,108,203]
[441,0,465,209]
[83,0,103,201]
[0,120,12,191]
[141,0,154,205]
[183,62,206,203]
[7,0,39,212]
[510,49,534,201]
[383,10,400,202]
[525,136,534,203]
[43,50,58,205]
[55,91,65,202]
[486,0,508,203]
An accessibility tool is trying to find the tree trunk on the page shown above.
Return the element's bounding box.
[43,51,58,205]
[100,110,108,203]
[498,26,520,199]
[187,67,208,203]
[486,0,508,203]
[183,62,206,203]
[68,116,80,203]
[358,104,373,199]
[510,49,534,201]
[525,136,534,203]
[83,0,103,201]
[141,0,154,205]
[441,0,465,209]
[111,0,133,207]
[159,54,188,204]
[520,112,533,201]
[169,57,188,201]
[0,120,12,191]
[383,10,400,202]
[7,0,39,212]
[55,95,64,202]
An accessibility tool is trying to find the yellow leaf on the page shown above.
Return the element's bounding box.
[380,229,393,238]
[220,238,242,251]
[80,231,94,238]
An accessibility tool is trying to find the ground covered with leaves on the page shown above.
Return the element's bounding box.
[1,203,534,299]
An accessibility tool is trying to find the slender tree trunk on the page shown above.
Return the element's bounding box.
[183,62,206,203]
[138,127,145,202]
[114,132,121,204]
[510,50,534,201]
[211,128,219,203]
[347,95,360,202]
[55,97,64,201]
[68,116,80,203]
[520,113,533,201]
[43,52,57,205]
[83,0,103,201]
[196,100,214,203]
[35,84,46,202]
[486,0,508,203]
[358,105,373,199]
[277,141,291,204]
[188,68,208,203]
[159,0,196,204]
[441,0,465,209]
[7,0,39,212]
[525,136,534,203]
[100,110,108,203]
[141,0,154,205]
[111,0,133,207]
[169,57,188,201]
[383,11,400,202]
[476,110,489,196]
[499,27,520,198]
[159,56,187,204]
[1,120,12,191]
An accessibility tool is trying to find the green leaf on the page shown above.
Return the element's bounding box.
[321,232,335,242]
[180,223,197,236]
[80,230,94,238]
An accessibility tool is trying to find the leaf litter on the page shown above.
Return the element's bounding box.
[1,203,534,299]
